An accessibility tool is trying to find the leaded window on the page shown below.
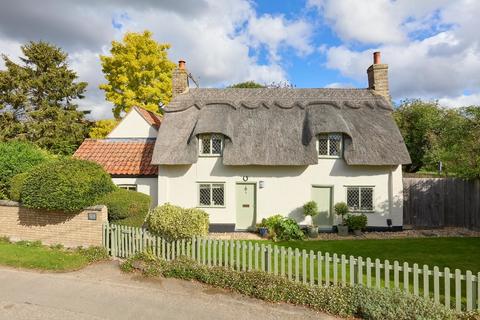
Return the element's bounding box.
[199,134,223,156]
[118,184,137,191]
[198,183,225,207]
[318,133,343,157]
[346,186,374,212]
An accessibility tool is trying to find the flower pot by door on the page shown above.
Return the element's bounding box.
[337,225,349,236]
[353,229,362,236]
[308,226,318,238]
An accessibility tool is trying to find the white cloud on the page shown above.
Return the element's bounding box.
[0,0,314,119]
[318,0,480,104]
[439,94,480,108]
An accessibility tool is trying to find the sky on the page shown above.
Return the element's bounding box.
[0,0,479,119]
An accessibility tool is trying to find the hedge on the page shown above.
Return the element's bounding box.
[121,254,478,320]
[96,189,151,222]
[0,141,52,199]
[21,158,116,212]
[146,203,209,241]
[8,172,30,202]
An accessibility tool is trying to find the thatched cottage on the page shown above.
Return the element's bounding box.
[152,52,411,231]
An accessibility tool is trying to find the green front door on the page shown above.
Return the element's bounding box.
[236,183,256,230]
[312,186,333,230]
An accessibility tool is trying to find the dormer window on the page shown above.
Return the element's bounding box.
[199,133,223,156]
[318,133,343,158]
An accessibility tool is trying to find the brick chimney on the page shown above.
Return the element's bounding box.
[172,60,189,98]
[367,52,390,101]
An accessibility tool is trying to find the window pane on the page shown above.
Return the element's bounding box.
[360,188,373,211]
[199,184,211,206]
[347,187,360,210]
[201,135,210,154]
[329,134,342,156]
[212,184,224,206]
[211,136,222,155]
[318,135,328,155]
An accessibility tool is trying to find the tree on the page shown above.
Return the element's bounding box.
[100,31,175,119]
[228,81,265,88]
[89,119,119,139]
[0,41,89,155]
[393,100,444,172]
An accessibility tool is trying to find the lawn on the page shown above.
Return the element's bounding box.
[0,238,108,271]
[268,237,480,273]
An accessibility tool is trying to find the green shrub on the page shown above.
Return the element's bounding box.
[121,255,470,320]
[8,172,30,202]
[21,158,116,212]
[96,189,151,222]
[261,214,304,241]
[146,203,209,241]
[0,141,52,199]
[75,246,109,263]
[303,201,318,217]
[345,214,368,230]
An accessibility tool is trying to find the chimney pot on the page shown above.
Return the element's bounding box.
[178,60,186,70]
[373,51,381,64]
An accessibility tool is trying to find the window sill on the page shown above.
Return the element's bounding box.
[349,210,375,214]
[197,205,227,209]
[318,156,342,159]
[198,154,222,158]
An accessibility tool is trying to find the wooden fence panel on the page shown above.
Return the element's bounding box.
[403,177,480,230]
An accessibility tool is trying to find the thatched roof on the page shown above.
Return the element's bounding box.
[152,88,411,166]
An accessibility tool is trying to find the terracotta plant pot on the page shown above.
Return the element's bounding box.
[337,225,349,236]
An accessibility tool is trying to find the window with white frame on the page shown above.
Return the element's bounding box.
[198,183,225,207]
[118,184,137,191]
[317,133,343,157]
[346,186,374,212]
[199,134,223,156]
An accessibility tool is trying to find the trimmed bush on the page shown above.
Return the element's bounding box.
[122,255,473,320]
[96,189,151,222]
[261,214,304,241]
[8,172,30,202]
[0,141,52,199]
[303,201,318,217]
[146,203,209,241]
[21,158,116,212]
[345,214,368,231]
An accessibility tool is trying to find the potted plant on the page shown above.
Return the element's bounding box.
[345,214,368,236]
[334,202,349,236]
[303,201,319,238]
[257,220,268,238]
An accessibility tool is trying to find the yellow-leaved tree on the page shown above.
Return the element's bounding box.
[99,31,176,119]
[89,119,119,139]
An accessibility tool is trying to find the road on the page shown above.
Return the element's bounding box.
[0,261,336,320]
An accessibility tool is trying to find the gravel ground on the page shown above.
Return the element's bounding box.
[208,227,480,241]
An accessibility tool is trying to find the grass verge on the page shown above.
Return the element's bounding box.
[0,237,108,271]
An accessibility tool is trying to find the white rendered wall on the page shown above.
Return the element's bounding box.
[108,109,158,139]
[112,177,158,207]
[158,158,403,227]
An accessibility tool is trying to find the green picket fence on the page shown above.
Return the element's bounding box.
[103,223,479,312]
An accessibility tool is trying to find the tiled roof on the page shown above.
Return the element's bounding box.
[74,139,158,176]
[134,107,162,129]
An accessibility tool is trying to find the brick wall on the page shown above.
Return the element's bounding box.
[0,200,107,247]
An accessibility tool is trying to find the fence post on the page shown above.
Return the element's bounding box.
[309,250,315,286]
[366,257,372,287]
[341,255,347,286]
[288,247,293,281]
[325,252,330,285]
[404,262,410,293]
[444,267,451,308]
[332,253,338,286]
[280,247,286,277]
[317,251,322,286]
[466,270,473,311]
[242,242,247,272]
[455,269,462,311]
[423,265,430,299]
[248,242,253,271]
[302,250,307,284]
[375,259,381,288]
[294,248,300,282]
[384,260,390,288]
[413,264,419,296]
[273,245,278,276]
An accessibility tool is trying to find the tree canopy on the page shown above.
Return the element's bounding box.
[89,119,119,139]
[0,41,89,155]
[228,81,265,88]
[394,100,480,178]
[100,31,175,119]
